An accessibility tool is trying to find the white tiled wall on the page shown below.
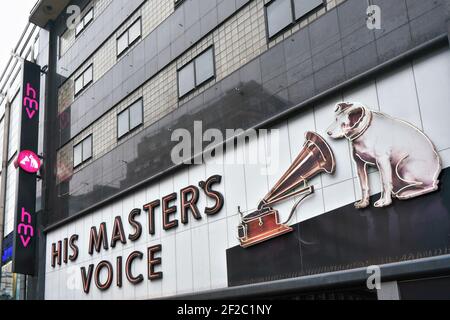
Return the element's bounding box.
[45,47,450,300]
[413,48,450,152]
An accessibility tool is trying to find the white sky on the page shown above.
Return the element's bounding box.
[0,1,38,74]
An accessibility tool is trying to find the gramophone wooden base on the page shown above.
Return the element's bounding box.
[239,224,293,248]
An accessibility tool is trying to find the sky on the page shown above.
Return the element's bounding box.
[0,0,38,75]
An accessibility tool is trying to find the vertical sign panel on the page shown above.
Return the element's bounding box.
[12,60,41,275]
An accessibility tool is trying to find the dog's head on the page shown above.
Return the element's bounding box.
[327,102,366,139]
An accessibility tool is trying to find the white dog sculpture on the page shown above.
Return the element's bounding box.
[327,102,441,209]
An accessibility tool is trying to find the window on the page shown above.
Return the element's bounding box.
[73,135,93,168]
[75,7,94,37]
[7,94,19,161]
[174,0,185,9]
[178,63,195,98]
[33,37,39,61]
[195,49,215,85]
[266,0,292,39]
[74,64,93,96]
[293,0,323,20]
[117,33,128,56]
[75,22,84,36]
[128,20,141,44]
[59,32,68,58]
[0,119,4,171]
[266,0,323,39]
[177,47,215,98]
[117,99,143,139]
[117,18,142,57]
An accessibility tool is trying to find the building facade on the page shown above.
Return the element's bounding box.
[2,0,449,299]
[0,23,44,300]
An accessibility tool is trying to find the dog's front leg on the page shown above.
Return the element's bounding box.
[375,155,393,208]
[354,156,370,209]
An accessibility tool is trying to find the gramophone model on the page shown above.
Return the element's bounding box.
[237,132,336,248]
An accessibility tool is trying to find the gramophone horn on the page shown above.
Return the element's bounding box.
[305,131,336,174]
[260,131,335,208]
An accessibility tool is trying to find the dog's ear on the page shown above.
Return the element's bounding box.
[334,102,354,114]
[348,107,364,128]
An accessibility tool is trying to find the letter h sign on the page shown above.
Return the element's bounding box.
[17,208,34,248]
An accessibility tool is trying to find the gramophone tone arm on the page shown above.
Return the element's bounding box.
[262,185,314,208]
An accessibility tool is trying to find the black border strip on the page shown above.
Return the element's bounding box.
[166,254,450,300]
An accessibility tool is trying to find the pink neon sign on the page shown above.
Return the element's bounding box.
[17,150,41,174]
[23,82,39,120]
[17,207,34,248]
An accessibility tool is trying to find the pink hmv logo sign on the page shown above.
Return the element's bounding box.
[12,60,41,276]
[23,82,39,120]
[16,150,41,174]
[17,207,34,248]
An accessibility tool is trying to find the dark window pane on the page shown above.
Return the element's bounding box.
[174,0,185,9]
[74,76,83,94]
[33,37,39,61]
[84,8,94,25]
[74,143,82,167]
[0,120,4,166]
[195,48,215,85]
[293,0,323,20]
[118,110,129,138]
[128,20,141,44]
[7,95,19,160]
[178,62,195,97]
[117,33,128,56]
[75,21,84,36]
[267,0,293,38]
[129,100,143,130]
[83,136,92,161]
[83,66,93,86]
